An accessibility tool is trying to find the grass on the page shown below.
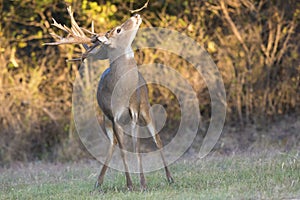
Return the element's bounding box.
[0,151,299,200]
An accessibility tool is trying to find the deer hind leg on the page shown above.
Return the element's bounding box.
[113,119,133,191]
[95,117,117,190]
[130,109,146,190]
[141,109,174,184]
[132,123,147,190]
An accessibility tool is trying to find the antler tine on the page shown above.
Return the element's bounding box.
[44,6,94,46]
[51,18,69,33]
[67,6,86,37]
[92,21,94,33]
[81,28,92,35]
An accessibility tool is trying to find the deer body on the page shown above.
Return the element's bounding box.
[97,55,139,121]
[45,8,173,191]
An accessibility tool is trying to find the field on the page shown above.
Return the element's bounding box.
[1,1,299,199]
[1,151,299,200]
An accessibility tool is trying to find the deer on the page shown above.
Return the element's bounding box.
[45,7,173,191]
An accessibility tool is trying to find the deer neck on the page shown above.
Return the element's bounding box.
[104,47,139,112]
[108,47,138,78]
[108,47,134,63]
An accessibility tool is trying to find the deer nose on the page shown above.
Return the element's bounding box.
[133,14,140,19]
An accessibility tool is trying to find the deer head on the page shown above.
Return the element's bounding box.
[95,14,142,61]
[44,6,142,61]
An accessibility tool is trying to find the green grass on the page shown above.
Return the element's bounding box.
[1,152,299,200]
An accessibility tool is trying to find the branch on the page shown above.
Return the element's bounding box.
[129,0,149,13]
[220,0,249,54]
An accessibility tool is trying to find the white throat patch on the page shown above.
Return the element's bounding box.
[125,48,134,59]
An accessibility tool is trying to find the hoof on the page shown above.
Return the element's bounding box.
[140,184,147,192]
[94,180,100,189]
[127,185,133,192]
[94,180,104,193]
[167,176,174,184]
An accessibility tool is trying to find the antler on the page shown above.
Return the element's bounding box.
[44,6,97,46]
[44,6,106,61]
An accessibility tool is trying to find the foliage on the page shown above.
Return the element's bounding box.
[0,0,299,163]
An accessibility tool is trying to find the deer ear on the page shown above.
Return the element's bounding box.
[97,35,110,45]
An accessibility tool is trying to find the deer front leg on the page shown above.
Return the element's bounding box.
[95,118,117,191]
[113,120,133,191]
[95,140,116,190]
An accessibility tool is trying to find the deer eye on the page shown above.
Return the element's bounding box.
[116,28,121,33]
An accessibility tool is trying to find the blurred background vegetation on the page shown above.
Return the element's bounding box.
[0,0,299,165]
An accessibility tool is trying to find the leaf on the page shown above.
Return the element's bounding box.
[18,42,27,48]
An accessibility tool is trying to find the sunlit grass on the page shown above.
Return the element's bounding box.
[1,152,299,199]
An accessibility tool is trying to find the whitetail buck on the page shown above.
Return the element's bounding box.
[45,7,173,191]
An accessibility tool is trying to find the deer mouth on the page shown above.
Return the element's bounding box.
[129,14,142,28]
[122,14,142,31]
[134,14,142,25]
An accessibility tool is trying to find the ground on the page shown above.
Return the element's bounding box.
[1,116,299,199]
[1,151,299,199]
